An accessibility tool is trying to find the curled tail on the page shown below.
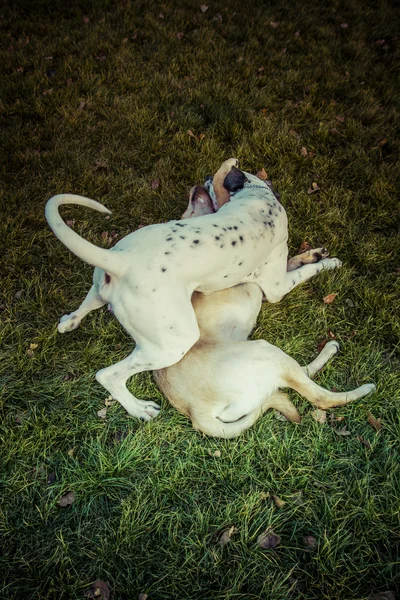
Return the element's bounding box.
[45,194,125,276]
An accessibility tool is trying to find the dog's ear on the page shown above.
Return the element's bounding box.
[181,185,215,219]
[223,166,247,194]
[213,158,240,208]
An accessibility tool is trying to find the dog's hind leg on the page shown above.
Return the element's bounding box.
[302,340,339,378]
[58,285,107,333]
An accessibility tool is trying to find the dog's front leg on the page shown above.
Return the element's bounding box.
[58,285,107,333]
[287,247,330,272]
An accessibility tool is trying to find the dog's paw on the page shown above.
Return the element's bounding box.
[58,313,81,333]
[324,340,340,354]
[135,400,161,421]
[320,257,342,270]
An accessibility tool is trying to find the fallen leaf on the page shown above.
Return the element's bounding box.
[85,580,111,600]
[176,32,184,40]
[200,5,208,12]
[329,413,344,423]
[335,425,351,436]
[367,412,382,432]
[327,329,336,339]
[97,407,107,419]
[270,21,279,28]
[256,168,268,180]
[307,182,320,195]
[42,88,53,95]
[198,133,206,140]
[345,298,355,307]
[329,128,340,135]
[340,23,349,28]
[257,66,265,73]
[323,292,338,304]
[27,343,38,357]
[105,395,115,407]
[57,491,75,507]
[303,535,317,548]
[289,129,300,139]
[294,31,301,37]
[378,138,388,148]
[271,495,286,508]
[187,129,195,137]
[357,435,371,449]
[298,241,312,253]
[66,78,73,86]
[78,101,86,111]
[300,146,308,157]
[213,450,221,457]
[94,160,108,169]
[261,107,269,114]
[95,51,107,62]
[368,592,395,600]
[317,338,328,353]
[158,12,164,19]
[138,595,148,600]
[311,409,327,423]
[257,528,281,549]
[219,525,236,547]
[67,448,74,457]
[151,178,160,190]
[335,115,345,122]
[66,219,75,228]
[14,290,23,299]
[83,16,90,23]
[122,37,129,43]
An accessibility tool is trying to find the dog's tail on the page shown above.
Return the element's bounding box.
[45,194,125,276]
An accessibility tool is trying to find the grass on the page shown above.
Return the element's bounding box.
[1,0,400,598]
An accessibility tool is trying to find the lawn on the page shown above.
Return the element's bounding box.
[1,0,399,598]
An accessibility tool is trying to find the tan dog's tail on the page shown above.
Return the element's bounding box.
[45,194,125,276]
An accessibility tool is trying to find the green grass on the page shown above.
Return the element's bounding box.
[1,0,400,598]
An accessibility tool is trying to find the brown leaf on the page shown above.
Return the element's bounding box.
[270,21,279,28]
[66,219,75,228]
[340,23,349,29]
[85,580,111,600]
[78,101,86,111]
[57,491,75,507]
[317,338,328,353]
[200,4,208,12]
[43,88,53,96]
[83,16,90,24]
[187,129,195,137]
[323,292,338,304]
[327,329,336,339]
[307,182,320,194]
[151,178,160,190]
[298,241,312,254]
[357,435,371,449]
[219,525,236,547]
[335,425,351,436]
[198,132,206,140]
[256,168,268,180]
[311,409,327,424]
[303,535,317,548]
[257,66,265,73]
[329,128,340,135]
[158,12,164,19]
[176,32,184,40]
[271,495,286,508]
[94,160,108,170]
[289,129,300,139]
[260,107,269,114]
[257,528,281,549]
[300,146,308,158]
[335,115,345,123]
[367,412,382,432]
[378,138,388,148]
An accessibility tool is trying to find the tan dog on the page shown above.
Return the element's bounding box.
[154,187,375,438]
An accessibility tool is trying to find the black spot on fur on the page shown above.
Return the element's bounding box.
[315,253,322,261]
[213,224,219,228]
[215,236,220,241]
[220,244,224,248]
[224,275,229,278]
[269,209,273,215]
[180,236,186,239]
[152,288,156,292]
[105,273,111,284]
[172,229,177,232]
[228,227,233,230]
[165,252,170,255]
[166,237,173,242]
[223,166,247,193]
[231,241,237,246]
[176,223,186,227]
[238,262,242,266]
[161,267,167,273]
[239,236,244,242]
[233,226,238,230]
[292,279,296,285]
[193,239,200,244]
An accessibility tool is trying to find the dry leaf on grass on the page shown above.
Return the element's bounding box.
[311,409,327,423]
[85,580,111,600]
[138,594,148,600]
[335,425,351,436]
[307,182,320,195]
[200,5,208,12]
[323,292,338,304]
[257,528,281,549]
[328,329,336,339]
[97,408,107,419]
[256,168,268,180]
[298,241,312,254]
[176,32,184,40]
[303,535,317,548]
[219,526,236,547]
[357,435,371,449]
[187,129,195,137]
[57,491,75,507]
[270,21,279,28]
[335,115,345,122]
[300,146,308,157]
[330,128,340,135]
[317,338,328,353]
[378,138,388,148]
[367,412,382,431]
[271,495,286,508]
[151,178,160,190]
[27,343,38,357]
[340,23,349,29]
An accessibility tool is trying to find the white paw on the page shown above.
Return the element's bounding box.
[58,314,80,333]
[322,257,342,270]
[359,383,376,396]
[325,340,340,354]
[136,400,161,421]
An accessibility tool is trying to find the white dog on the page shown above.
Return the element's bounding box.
[45,159,342,420]
[154,187,375,438]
